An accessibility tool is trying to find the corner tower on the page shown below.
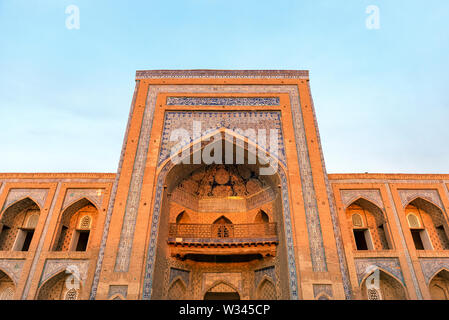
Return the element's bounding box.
[90,70,351,300]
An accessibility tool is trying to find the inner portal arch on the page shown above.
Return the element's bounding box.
[145,130,297,300]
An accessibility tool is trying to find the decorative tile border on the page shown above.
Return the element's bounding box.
[340,189,384,209]
[169,268,190,286]
[398,189,444,209]
[385,184,423,299]
[289,87,327,272]
[0,259,25,285]
[354,258,405,285]
[136,70,309,79]
[166,97,280,106]
[62,188,104,210]
[419,258,449,284]
[1,188,48,211]
[90,80,141,299]
[114,83,158,272]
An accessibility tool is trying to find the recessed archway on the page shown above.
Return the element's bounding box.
[148,130,296,300]
[36,270,82,300]
[346,198,391,251]
[405,198,449,251]
[360,269,407,300]
[0,197,41,252]
[429,269,449,300]
[53,198,98,252]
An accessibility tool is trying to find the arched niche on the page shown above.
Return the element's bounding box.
[405,198,449,251]
[204,281,240,300]
[36,270,82,300]
[53,198,98,252]
[167,278,187,300]
[256,278,277,300]
[346,198,392,251]
[360,269,407,300]
[0,197,41,252]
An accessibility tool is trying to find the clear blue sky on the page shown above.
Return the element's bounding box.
[0,0,448,173]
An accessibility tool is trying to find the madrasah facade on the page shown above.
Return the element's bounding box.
[0,70,448,300]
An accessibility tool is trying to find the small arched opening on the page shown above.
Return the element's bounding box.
[346,198,392,251]
[204,282,240,300]
[429,269,449,300]
[361,269,407,300]
[36,270,82,300]
[405,198,449,251]
[53,198,97,252]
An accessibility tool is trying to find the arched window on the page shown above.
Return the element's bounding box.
[54,199,97,252]
[405,202,436,250]
[346,200,392,251]
[0,199,40,252]
[213,216,233,238]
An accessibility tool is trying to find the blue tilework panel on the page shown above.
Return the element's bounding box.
[166,97,280,106]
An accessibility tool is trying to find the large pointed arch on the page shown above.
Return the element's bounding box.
[142,128,299,300]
